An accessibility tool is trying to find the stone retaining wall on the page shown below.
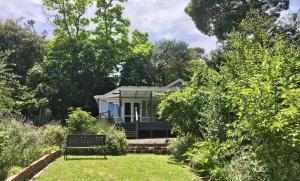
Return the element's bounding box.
[6,150,62,181]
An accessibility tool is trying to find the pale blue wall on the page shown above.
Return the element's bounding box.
[99,100,119,118]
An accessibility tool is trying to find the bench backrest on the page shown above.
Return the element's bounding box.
[66,135,106,147]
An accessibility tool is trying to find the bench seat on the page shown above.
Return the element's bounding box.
[64,134,108,160]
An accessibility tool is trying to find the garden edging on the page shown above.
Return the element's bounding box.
[6,150,62,181]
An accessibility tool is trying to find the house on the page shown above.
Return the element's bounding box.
[94,79,185,138]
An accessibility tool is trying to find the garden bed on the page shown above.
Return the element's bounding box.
[6,151,61,181]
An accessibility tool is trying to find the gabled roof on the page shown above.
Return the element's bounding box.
[94,79,185,102]
[165,79,185,88]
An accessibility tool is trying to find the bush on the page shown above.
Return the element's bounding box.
[66,108,97,134]
[0,118,66,180]
[0,130,13,180]
[169,136,196,161]
[41,124,66,148]
[66,109,128,155]
[93,122,128,155]
[184,141,226,179]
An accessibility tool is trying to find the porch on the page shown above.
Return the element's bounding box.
[94,80,185,138]
[116,121,173,139]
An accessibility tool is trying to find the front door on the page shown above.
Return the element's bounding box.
[123,102,141,122]
[124,103,131,122]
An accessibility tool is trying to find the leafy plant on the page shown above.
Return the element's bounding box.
[66,108,97,134]
[169,136,196,161]
[93,122,128,155]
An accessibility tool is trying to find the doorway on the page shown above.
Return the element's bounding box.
[123,102,141,122]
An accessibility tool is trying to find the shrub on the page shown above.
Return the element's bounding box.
[184,141,226,178]
[222,152,269,181]
[169,136,196,161]
[66,108,96,134]
[0,130,13,180]
[65,108,128,155]
[0,118,66,180]
[93,122,128,155]
[41,124,66,148]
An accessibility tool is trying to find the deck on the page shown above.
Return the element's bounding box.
[116,122,173,139]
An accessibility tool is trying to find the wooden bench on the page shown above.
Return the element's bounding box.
[64,134,108,160]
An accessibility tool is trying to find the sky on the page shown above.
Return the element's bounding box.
[0,0,300,53]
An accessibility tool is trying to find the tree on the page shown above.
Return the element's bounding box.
[188,47,205,60]
[31,0,130,120]
[221,14,300,179]
[93,0,130,73]
[0,19,46,84]
[277,10,300,46]
[151,40,192,86]
[158,62,228,140]
[159,13,300,180]
[185,0,289,40]
[0,52,15,115]
[119,30,155,86]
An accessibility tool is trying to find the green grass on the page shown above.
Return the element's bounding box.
[35,154,201,181]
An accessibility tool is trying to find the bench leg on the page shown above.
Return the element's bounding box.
[64,151,67,160]
[103,149,107,159]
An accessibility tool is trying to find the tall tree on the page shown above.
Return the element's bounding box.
[151,40,192,86]
[119,30,155,86]
[185,0,289,40]
[277,10,300,46]
[93,0,130,72]
[0,52,15,115]
[30,0,130,120]
[0,19,46,84]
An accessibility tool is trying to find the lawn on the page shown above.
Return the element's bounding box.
[35,154,201,181]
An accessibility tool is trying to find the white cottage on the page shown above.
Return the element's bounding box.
[94,79,185,138]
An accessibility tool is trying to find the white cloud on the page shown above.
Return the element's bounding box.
[7,0,300,53]
[123,0,217,52]
[0,0,217,52]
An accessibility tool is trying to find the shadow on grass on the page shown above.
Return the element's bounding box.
[167,157,209,181]
[166,157,187,168]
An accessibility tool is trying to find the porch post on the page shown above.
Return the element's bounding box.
[150,91,153,122]
[119,90,122,120]
[98,99,101,120]
[135,107,139,139]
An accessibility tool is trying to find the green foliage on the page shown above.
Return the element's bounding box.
[160,13,300,180]
[121,35,193,87]
[220,13,300,180]
[92,121,128,155]
[0,52,15,116]
[185,0,289,40]
[66,110,128,155]
[159,61,229,140]
[0,19,46,83]
[277,11,300,46]
[151,40,192,85]
[169,136,196,161]
[41,124,67,148]
[0,118,65,180]
[120,30,155,86]
[66,108,97,134]
[30,0,130,120]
